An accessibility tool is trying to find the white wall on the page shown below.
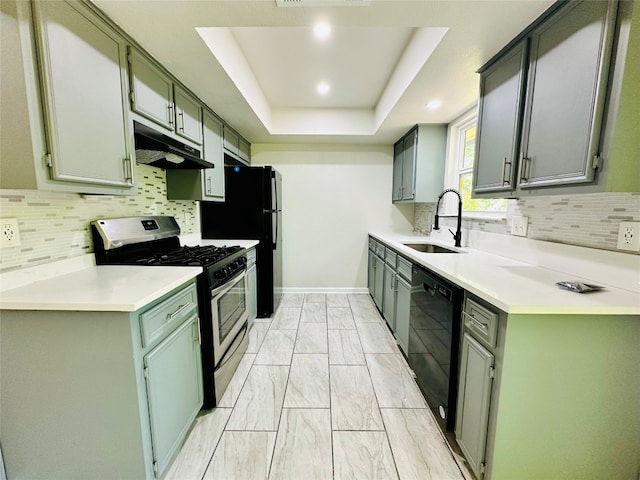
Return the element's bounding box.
[251,143,414,289]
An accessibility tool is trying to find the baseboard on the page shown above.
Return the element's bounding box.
[282,287,369,295]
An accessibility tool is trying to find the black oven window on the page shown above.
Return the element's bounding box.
[217,277,247,343]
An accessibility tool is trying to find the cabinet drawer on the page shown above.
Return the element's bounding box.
[140,284,198,348]
[396,256,412,281]
[374,242,385,257]
[384,247,397,267]
[463,297,499,348]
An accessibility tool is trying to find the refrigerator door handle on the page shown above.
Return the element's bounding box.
[272,174,279,212]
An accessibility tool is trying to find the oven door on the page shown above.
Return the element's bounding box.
[211,269,249,365]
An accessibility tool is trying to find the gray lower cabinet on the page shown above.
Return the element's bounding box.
[382,262,396,331]
[144,316,202,477]
[456,333,495,478]
[473,0,618,197]
[367,239,385,311]
[394,269,411,355]
[372,254,385,310]
[392,125,446,203]
[455,294,501,479]
[247,247,258,326]
[0,280,203,479]
[1,0,136,194]
[166,109,225,201]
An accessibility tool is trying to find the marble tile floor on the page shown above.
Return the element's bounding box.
[166,293,469,480]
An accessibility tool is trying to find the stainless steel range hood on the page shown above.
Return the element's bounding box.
[133,121,213,169]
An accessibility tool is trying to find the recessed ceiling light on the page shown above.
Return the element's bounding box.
[317,81,330,95]
[426,99,442,110]
[313,22,331,40]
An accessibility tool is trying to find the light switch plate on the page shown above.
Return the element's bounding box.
[1,218,22,247]
[511,216,529,237]
[617,221,640,251]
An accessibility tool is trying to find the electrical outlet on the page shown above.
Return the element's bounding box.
[1,218,22,247]
[511,216,529,237]
[617,222,640,252]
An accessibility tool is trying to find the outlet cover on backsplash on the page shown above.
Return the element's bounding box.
[511,216,529,237]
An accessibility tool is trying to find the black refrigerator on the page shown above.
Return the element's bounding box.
[200,166,283,317]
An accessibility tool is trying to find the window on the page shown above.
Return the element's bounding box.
[443,109,507,216]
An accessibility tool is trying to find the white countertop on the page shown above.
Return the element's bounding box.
[0,265,202,312]
[370,232,640,316]
[0,236,257,312]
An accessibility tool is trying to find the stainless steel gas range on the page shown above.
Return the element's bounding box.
[92,216,249,408]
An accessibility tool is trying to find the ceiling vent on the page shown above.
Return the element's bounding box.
[276,0,371,7]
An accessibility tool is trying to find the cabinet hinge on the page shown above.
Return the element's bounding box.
[592,154,602,170]
[143,367,149,379]
[129,90,135,104]
[489,366,496,379]
[127,53,133,64]
[480,462,486,475]
[152,461,158,476]
[44,153,52,168]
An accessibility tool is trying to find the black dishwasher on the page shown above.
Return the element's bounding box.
[409,265,463,432]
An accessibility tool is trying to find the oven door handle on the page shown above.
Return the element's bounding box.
[210,268,247,299]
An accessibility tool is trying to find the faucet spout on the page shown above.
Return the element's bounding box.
[433,188,463,248]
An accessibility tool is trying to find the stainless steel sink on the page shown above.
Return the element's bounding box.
[402,243,461,254]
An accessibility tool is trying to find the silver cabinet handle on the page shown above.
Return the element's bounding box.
[167,303,193,321]
[501,156,512,186]
[178,111,185,132]
[520,155,531,183]
[168,103,175,127]
[389,273,396,289]
[123,157,133,184]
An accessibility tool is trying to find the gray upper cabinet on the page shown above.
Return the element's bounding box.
[392,142,404,201]
[223,125,251,165]
[174,85,203,145]
[166,109,224,202]
[392,125,446,203]
[128,47,203,147]
[473,42,528,194]
[473,0,618,197]
[519,0,616,189]
[128,48,174,131]
[32,0,135,189]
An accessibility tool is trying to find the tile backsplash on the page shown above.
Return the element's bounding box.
[414,192,640,253]
[0,164,199,273]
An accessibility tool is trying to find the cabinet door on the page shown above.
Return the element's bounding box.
[33,1,134,187]
[367,250,376,298]
[519,0,616,189]
[238,137,251,162]
[202,110,224,201]
[223,126,239,155]
[473,42,528,194]
[174,85,203,145]
[394,275,411,355]
[373,255,385,310]
[144,317,203,478]
[128,48,174,131]
[382,264,396,331]
[455,333,494,479]
[402,131,417,200]
[392,142,404,202]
